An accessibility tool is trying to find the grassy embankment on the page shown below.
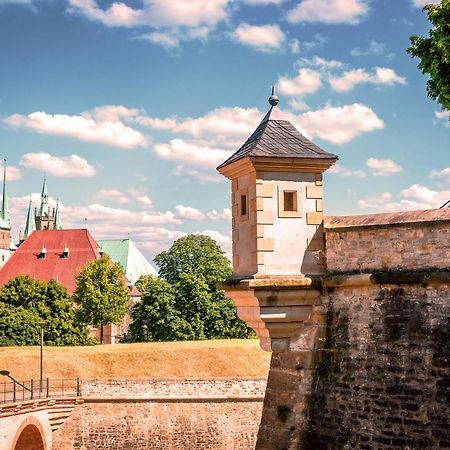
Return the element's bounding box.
[0,339,271,380]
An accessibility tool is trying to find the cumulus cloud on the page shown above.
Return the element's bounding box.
[278,68,322,96]
[435,110,450,127]
[430,166,450,181]
[241,0,285,4]
[233,23,285,52]
[154,139,232,167]
[172,165,223,184]
[175,204,205,220]
[329,67,406,92]
[5,108,147,149]
[358,184,450,212]
[288,99,310,111]
[67,0,230,29]
[20,152,96,177]
[94,189,129,204]
[411,0,441,7]
[207,208,232,220]
[303,34,328,51]
[295,103,384,144]
[136,31,180,48]
[287,0,369,24]
[328,164,366,178]
[366,157,403,176]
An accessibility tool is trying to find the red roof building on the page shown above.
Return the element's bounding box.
[0,229,101,293]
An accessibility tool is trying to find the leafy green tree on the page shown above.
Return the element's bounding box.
[0,275,92,346]
[123,276,193,342]
[154,234,253,340]
[73,255,129,343]
[408,0,450,111]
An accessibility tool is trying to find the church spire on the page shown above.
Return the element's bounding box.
[1,160,9,224]
[54,200,62,230]
[23,200,36,241]
[40,178,49,217]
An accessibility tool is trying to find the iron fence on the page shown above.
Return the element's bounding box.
[0,378,81,404]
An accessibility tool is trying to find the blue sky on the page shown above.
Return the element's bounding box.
[0,0,448,260]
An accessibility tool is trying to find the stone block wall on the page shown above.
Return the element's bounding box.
[53,378,266,450]
[325,218,450,273]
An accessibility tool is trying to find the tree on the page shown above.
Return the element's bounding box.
[0,275,92,346]
[408,0,450,112]
[73,255,129,343]
[153,234,254,340]
[123,276,193,342]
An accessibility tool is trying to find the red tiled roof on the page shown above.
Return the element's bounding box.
[0,229,102,293]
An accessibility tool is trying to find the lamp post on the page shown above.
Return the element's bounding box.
[38,321,46,396]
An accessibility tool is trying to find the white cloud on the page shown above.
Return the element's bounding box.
[411,0,441,7]
[295,103,384,144]
[241,0,285,4]
[206,208,232,220]
[0,161,22,182]
[328,163,366,178]
[233,24,285,52]
[358,184,450,212]
[175,204,205,220]
[137,31,180,48]
[303,34,328,51]
[128,188,153,206]
[154,139,231,167]
[351,40,387,57]
[430,166,450,181]
[20,152,96,177]
[135,115,177,130]
[287,0,369,24]
[172,165,223,184]
[358,192,393,209]
[5,108,147,149]
[277,68,322,96]
[435,110,450,127]
[67,0,230,29]
[366,157,403,176]
[290,39,300,54]
[329,67,406,92]
[94,189,129,204]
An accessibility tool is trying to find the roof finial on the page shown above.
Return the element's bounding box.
[268,85,279,107]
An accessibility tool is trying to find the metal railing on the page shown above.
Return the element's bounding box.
[0,378,81,404]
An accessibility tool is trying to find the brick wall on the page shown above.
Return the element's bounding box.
[53,378,265,450]
[325,221,450,273]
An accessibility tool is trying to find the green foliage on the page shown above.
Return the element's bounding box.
[126,234,254,342]
[0,275,93,346]
[123,276,193,342]
[408,0,450,111]
[73,255,129,339]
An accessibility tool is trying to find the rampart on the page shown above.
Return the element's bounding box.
[52,377,266,450]
[257,210,450,449]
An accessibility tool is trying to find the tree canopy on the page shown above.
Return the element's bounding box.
[73,255,129,343]
[0,275,93,346]
[125,234,253,342]
[408,0,450,111]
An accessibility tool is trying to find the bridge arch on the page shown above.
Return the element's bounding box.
[11,416,48,450]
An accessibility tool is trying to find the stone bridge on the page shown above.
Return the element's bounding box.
[0,397,80,450]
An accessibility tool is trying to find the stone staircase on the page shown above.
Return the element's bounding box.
[47,400,79,432]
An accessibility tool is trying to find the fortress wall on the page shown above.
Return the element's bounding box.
[52,378,266,450]
[256,217,450,449]
[325,219,450,273]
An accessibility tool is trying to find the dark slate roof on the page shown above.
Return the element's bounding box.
[217,107,337,170]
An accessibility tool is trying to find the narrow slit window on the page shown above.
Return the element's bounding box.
[283,191,297,212]
[240,195,247,216]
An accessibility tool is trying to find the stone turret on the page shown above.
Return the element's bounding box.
[217,89,338,352]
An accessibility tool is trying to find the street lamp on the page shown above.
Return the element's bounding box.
[38,321,46,396]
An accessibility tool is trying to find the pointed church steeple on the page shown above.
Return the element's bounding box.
[1,160,9,224]
[54,200,62,230]
[40,178,49,217]
[23,200,36,241]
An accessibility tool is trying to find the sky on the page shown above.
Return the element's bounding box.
[0,0,448,261]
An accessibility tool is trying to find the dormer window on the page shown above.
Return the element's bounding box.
[61,245,69,259]
[38,246,47,259]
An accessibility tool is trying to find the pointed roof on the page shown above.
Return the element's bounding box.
[23,200,36,240]
[217,89,337,172]
[97,238,158,284]
[1,162,9,224]
[39,178,49,217]
[54,201,62,229]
